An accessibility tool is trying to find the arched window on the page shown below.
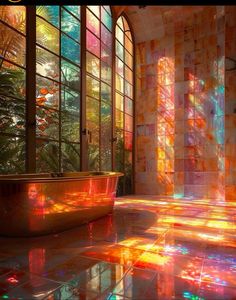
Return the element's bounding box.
[115,15,134,195]
[0,6,134,194]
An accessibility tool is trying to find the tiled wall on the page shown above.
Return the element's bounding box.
[135,6,235,200]
[225,6,236,200]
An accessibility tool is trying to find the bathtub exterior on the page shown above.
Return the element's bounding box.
[0,172,123,237]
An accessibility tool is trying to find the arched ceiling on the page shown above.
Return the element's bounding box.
[112,6,205,43]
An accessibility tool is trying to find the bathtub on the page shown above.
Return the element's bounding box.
[0,171,123,237]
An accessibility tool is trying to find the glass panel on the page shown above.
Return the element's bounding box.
[125,97,133,115]
[36,6,59,28]
[86,97,99,171]
[125,150,133,195]
[116,40,124,61]
[101,7,112,31]
[61,59,80,91]
[61,111,80,143]
[0,136,25,174]
[115,129,124,172]
[117,17,123,30]
[101,82,111,104]
[0,61,25,100]
[115,92,123,111]
[101,101,111,171]
[126,31,132,41]
[116,109,123,129]
[86,75,99,99]
[86,52,100,78]
[87,6,100,18]
[61,142,80,172]
[101,62,111,85]
[61,8,80,42]
[0,96,25,135]
[125,132,133,151]
[125,66,133,84]
[123,17,130,31]
[116,25,124,45]
[125,49,133,69]
[116,74,124,93]
[101,25,112,48]
[125,114,133,132]
[64,6,80,19]
[125,81,133,98]
[0,6,26,34]
[36,46,59,81]
[0,25,26,66]
[125,34,133,55]
[103,6,111,16]
[36,75,59,109]
[36,106,59,140]
[116,57,124,77]
[61,33,80,65]
[86,30,100,57]
[36,139,59,172]
[61,86,80,113]
[86,9,100,38]
[36,17,59,54]
[101,44,111,66]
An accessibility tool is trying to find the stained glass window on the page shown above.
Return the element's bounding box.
[115,16,134,195]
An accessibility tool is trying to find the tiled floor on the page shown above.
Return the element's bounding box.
[0,195,236,299]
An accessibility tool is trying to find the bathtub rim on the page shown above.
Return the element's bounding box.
[0,171,124,183]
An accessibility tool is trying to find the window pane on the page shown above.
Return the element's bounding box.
[36,75,59,109]
[61,86,80,113]
[125,132,133,151]
[116,92,123,111]
[101,24,112,48]
[125,35,133,55]
[116,25,124,45]
[36,139,59,172]
[0,24,26,67]
[101,43,111,66]
[64,6,80,19]
[125,81,133,98]
[116,74,124,93]
[87,6,100,18]
[116,109,123,129]
[61,8,80,42]
[101,7,112,31]
[86,52,100,78]
[101,101,111,171]
[0,136,25,174]
[101,82,111,104]
[86,9,100,38]
[61,59,80,91]
[125,114,133,132]
[86,30,100,57]
[116,57,124,77]
[0,6,26,34]
[115,129,124,172]
[36,17,59,54]
[61,111,80,143]
[125,97,133,116]
[61,142,80,172]
[36,6,59,28]
[101,62,111,85]
[116,40,124,60]
[0,61,25,100]
[0,96,25,135]
[61,34,80,65]
[36,107,59,140]
[103,6,111,16]
[86,75,99,99]
[125,49,133,69]
[36,46,59,81]
[125,65,133,84]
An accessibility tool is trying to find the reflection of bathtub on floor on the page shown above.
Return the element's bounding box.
[0,171,123,237]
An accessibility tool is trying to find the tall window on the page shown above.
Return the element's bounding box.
[86,6,112,171]
[0,6,26,174]
[0,6,134,195]
[115,16,134,195]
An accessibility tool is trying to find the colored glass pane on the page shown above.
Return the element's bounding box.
[86,9,100,38]
[86,30,100,57]
[61,34,80,65]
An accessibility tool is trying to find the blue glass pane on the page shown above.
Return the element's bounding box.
[61,8,80,42]
[61,59,80,91]
[61,86,80,113]
[61,34,80,65]
[36,6,59,28]
[101,7,112,31]
[64,6,80,20]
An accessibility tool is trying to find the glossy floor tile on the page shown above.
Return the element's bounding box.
[0,195,235,299]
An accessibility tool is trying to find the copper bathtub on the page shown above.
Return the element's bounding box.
[0,171,123,237]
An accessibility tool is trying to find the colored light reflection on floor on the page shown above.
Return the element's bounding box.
[0,195,236,299]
